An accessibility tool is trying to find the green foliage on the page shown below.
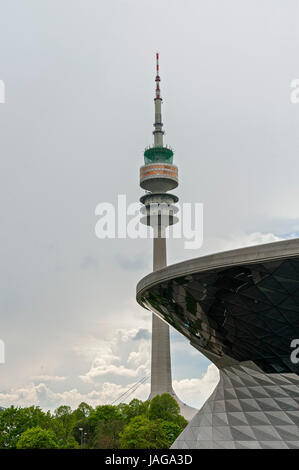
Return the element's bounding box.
[58,436,80,449]
[16,427,58,449]
[149,393,181,423]
[160,421,184,447]
[0,406,52,448]
[118,395,187,449]
[119,416,169,449]
[88,405,124,448]
[51,405,75,447]
[72,402,93,421]
[54,405,72,421]
[174,413,188,428]
[0,393,187,449]
[95,419,124,449]
[117,398,150,422]
[71,402,94,447]
[89,405,123,430]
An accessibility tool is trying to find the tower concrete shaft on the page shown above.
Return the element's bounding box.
[149,223,196,421]
[148,235,174,400]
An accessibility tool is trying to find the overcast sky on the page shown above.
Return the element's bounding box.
[0,0,299,411]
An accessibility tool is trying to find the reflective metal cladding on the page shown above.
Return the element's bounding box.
[137,239,299,448]
[137,239,299,376]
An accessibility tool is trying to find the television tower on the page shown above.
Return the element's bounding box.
[139,54,196,421]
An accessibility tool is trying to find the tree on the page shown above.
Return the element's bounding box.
[119,416,169,449]
[16,427,58,449]
[0,406,52,448]
[72,402,93,421]
[54,405,73,422]
[0,395,187,450]
[52,405,75,447]
[58,436,80,449]
[117,399,150,423]
[148,394,182,423]
[88,405,123,430]
[71,402,93,447]
[127,398,150,418]
[96,419,124,449]
[88,405,124,448]
[173,414,188,428]
[161,421,184,447]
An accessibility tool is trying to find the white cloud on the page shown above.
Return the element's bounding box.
[79,362,149,383]
[203,231,283,257]
[0,328,219,412]
[173,363,219,409]
[0,364,218,412]
[0,327,152,410]
[0,380,151,411]
[31,375,68,383]
[127,341,150,367]
[78,328,150,384]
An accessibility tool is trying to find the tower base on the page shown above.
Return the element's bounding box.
[171,362,299,449]
[148,314,197,422]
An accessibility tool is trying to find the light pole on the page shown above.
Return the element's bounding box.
[78,427,83,449]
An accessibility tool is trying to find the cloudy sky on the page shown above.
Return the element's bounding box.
[0,0,299,411]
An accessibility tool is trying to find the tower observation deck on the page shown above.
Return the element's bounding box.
[140,53,178,194]
[138,54,196,421]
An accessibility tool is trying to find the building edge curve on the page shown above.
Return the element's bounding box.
[137,238,299,448]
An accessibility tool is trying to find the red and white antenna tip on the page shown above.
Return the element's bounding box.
[155,52,161,98]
